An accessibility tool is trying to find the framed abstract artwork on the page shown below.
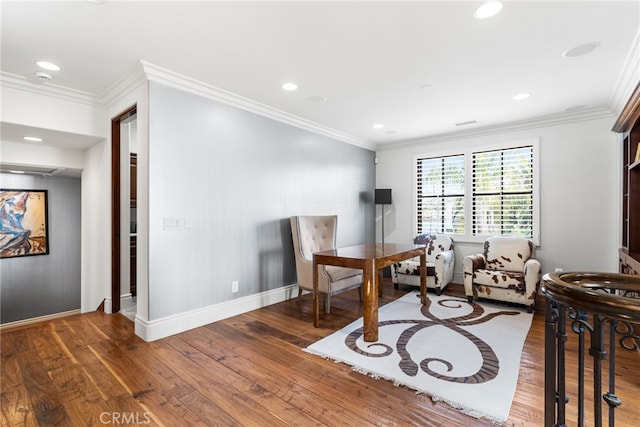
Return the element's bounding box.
[0,189,49,258]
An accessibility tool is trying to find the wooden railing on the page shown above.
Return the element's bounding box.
[541,272,640,427]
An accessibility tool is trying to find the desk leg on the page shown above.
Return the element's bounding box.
[363,259,378,342]
[420,252,427,305]
[313,256,319,328]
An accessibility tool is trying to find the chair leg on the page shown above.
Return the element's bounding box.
[298,287,302,298]
[435,288,441,296]
[467,296,473,304]
[325,294,331,313]
[358,286,363,301]
[393,282,398,289]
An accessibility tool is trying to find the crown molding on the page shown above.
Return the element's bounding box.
[139,61,375,151]
[100,61,148,108]
[376,107,615,151]
[609,29,640,120]
[0,62,374,151]
[0,71,103,107]
[612,81,640,133]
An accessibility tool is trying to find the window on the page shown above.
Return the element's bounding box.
[415,142,537,242]
[416,154,464,234]
[472,146,533,238]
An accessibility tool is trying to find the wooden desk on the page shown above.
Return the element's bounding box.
[313,243,427,342]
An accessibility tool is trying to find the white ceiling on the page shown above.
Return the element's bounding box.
[1,0,639,152]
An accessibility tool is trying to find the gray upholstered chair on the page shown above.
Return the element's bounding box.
[391,233,455,295]
[463,236,541,312]
[290,215,362,313]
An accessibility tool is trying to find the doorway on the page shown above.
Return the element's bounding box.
[111,105,137,315]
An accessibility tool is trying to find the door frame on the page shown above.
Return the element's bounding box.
[111,105,137,314]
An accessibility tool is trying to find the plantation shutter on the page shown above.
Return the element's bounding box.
[416,154,464,235]
[472,146,533,237]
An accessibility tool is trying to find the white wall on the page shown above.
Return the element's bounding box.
[147,82,375,321]
[1,85,107,137]
[376,116,620,282]
[0,140,85,170]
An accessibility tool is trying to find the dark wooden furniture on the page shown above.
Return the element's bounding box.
[614,83,640,274]
[313,243,427,342]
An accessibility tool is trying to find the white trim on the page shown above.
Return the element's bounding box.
[101,62,148,108]
[609,29,640,118]
[377,108,613,151]
[134,284,299,342]
[139,61,375,151]
[120,293,134,309]
[0,71,102,106]
[0,309,81,331]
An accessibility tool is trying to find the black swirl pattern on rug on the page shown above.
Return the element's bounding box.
[344,296,520,384]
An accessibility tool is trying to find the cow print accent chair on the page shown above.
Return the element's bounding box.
[391,233,455,295]
[463,236,541,312]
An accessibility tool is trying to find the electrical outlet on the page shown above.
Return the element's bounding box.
[163,217,184,230]
[232,280,239,293]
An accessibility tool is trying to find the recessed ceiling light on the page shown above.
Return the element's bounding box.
[36,61,60,71]
[373,123,385,129]
[9,170,25,174]
[562,42,601,58]
[282,82,298,91]
[512,92,531,100]
[474,1,503,19]
[23,136,43,142]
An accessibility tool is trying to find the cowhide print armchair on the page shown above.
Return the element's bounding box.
[463,236,541,312]
[391,233,455,295]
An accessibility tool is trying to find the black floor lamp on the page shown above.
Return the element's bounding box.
[375,189,392,246]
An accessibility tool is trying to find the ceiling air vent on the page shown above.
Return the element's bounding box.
[455,120,478,127]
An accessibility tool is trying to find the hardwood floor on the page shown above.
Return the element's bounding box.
[1,282,638,426]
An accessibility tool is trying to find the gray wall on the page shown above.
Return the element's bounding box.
[148,82,376,320]
[0,174,81,323]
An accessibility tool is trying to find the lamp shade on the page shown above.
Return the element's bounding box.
[375,188,392,205]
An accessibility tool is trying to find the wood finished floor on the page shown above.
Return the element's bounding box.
[1,282,639,426]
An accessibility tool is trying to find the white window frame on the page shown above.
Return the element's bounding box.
[413,138,540,245]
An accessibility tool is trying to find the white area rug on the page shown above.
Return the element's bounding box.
[304,292,533,423]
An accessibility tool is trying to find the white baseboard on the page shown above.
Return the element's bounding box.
[103,294,135,314]
[120,293,134,309]
[135,284,299,342]
[0,309,82,331]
